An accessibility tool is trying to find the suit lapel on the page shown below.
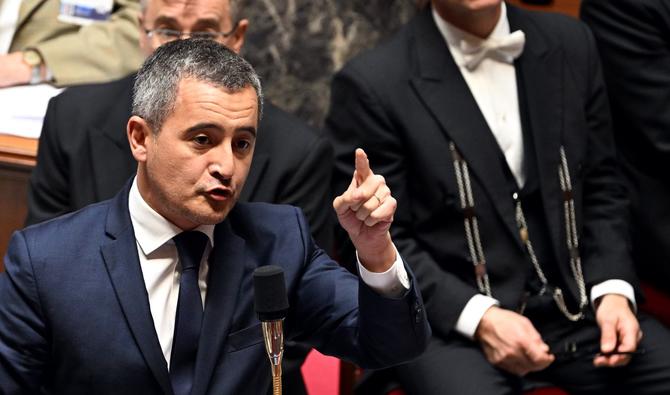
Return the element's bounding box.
[16,0,45,29]
[191,220,247,395]
[409,9,520,243]
[100,183,173,395]
[88,76,137,200]
[509,5,566,265]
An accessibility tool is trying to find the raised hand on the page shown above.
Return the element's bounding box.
[333,148,397,272]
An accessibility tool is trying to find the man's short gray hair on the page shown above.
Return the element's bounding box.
[132,39,263,131]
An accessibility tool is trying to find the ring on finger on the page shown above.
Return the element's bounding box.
[373,194,383,205]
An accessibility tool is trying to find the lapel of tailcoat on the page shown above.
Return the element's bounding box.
[409,6,569,268]
[508,5,569,276]
[409,9,521,246]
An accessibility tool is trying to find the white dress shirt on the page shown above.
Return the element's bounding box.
[431,5,635,339]
[128,178,409,365]
[0,0,21,54]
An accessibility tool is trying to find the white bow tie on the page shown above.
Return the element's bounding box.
[460,30,526,70]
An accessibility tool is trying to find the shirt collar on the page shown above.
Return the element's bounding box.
[128,177,215,256]
[432,3,511,66]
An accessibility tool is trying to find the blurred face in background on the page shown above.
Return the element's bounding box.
[431,0,502,37]
[139,0,248,56]
[431,0,502,14]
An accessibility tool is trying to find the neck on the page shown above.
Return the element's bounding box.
[433,2,502,38]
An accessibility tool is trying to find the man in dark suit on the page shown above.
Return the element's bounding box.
[25,2,332,392]
[0,39,429,395]
[326,0,670,393]
[26,0,333,252]
[581,0,670,296]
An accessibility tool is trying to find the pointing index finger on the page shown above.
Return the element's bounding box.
[355,148,373,186]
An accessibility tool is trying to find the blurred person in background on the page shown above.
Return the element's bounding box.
[326,0,670,393]
[581,0,670,298]
[0,0,143,87]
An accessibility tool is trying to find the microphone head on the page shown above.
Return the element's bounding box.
[253,265,289,321]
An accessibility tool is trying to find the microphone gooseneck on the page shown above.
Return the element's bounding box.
[253,265,289,395]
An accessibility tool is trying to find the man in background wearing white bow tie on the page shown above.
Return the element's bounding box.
[325,0,670,393]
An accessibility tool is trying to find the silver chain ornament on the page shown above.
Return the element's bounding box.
[449,144,587,321]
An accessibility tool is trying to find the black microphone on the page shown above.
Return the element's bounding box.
[253,265,289,395]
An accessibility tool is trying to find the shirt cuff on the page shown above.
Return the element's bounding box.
[455,294,500,340]
[591,279,637,312]
[357,245,410,299]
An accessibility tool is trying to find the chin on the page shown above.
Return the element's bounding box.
[463,0,501,11]
[198,210,231,225]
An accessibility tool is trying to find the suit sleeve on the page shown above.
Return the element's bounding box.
[0,232,49,394]
[287,207,429,369]
[325,67,480,339]
[33,0,144,86]
[581,0,670,181]
[569,21,639,289]
[25,96,71,226]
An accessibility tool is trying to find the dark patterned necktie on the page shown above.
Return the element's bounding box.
[170,231,208,395]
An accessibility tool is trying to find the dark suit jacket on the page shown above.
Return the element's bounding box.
[26,74,334,251]
[326,5,637,340]
[582,0,670,293]
[0,183,429,394]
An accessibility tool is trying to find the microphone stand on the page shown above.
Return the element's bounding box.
[262,320,284,395]
[253,265,289,395]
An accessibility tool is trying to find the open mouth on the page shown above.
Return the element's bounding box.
[206,187,233,201]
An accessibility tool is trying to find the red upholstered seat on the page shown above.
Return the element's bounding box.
[302,349,340,395]
[301,348,574,395]
[640,282,670,328]
[384,388,568,395]
[524,389,569,395]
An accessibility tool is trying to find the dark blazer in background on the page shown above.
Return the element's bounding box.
[581,0,670,294]
[0,183,429,394]
[326,4,636,341]
[26,74,334,251]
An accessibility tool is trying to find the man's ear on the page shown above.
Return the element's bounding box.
[127,115,152,163]
[229,19,248,54]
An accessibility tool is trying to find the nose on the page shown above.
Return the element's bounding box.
[208,145,235,184]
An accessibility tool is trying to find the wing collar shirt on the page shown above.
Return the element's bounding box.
[432,5,635,339]
[128,177,409,365]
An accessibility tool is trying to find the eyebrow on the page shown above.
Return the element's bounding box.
[152,16,223,31]
[152,16,179,27]
[185,123,257,137]
[192,18,221,31]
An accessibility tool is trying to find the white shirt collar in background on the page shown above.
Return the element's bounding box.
[431,3,527,188]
